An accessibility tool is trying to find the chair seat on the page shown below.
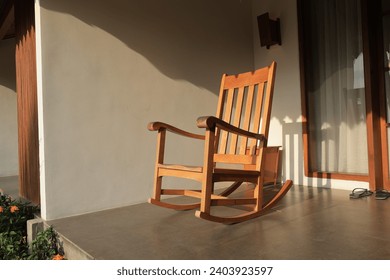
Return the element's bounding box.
[157,164,203,173]
[158,163,260,183]
[158,163,260,175]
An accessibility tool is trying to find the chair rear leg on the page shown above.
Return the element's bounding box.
[152,175,162,201]
[254,177,264,212]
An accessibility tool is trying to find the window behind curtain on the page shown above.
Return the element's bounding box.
[301,0,368,175]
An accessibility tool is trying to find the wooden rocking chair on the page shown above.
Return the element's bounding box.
[148,61,293,224]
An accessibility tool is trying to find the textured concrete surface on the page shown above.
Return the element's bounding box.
[46,185,390,260]
[3,176,389,259]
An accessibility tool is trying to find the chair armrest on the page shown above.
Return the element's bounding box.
[196,116,266,141]
[148,122,205,140]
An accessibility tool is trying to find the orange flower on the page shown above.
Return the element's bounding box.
[52,254,64,260]
[0,206,3,213]
[10,205,19,213]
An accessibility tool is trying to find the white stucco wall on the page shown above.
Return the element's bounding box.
[252,0,369,190]
[35,0,254,219]
[0,38,18,177]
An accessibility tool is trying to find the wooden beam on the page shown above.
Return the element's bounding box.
[361,0,383,191]
[15,0,40,204]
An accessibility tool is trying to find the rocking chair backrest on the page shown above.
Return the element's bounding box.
[214,62,276,166]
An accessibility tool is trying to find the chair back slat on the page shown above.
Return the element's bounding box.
[238,84,255,155]
[219,88,235,154]
[214,62,276,165]
[229,87,245,154]
[248,83,265,152]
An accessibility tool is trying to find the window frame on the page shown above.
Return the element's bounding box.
[296,0,384,183]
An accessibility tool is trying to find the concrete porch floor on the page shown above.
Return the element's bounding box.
[49,184,390,260]
[0,175,20,199]
[2,176,390,260]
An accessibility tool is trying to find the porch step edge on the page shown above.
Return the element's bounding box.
[28,218,95,260]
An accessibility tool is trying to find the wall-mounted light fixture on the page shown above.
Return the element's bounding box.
[257,12,281,49]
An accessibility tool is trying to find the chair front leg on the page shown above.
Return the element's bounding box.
[254,145,265,211]
[199,129,215,214]
[254,175,264,212]
[152,129,166,201]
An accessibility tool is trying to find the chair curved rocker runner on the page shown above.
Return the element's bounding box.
[148,61,293,224]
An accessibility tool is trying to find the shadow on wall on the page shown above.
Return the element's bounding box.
[282,122,345,188]
[40,0,254,93]
[0,38,16,91]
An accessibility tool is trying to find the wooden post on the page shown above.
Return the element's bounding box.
[14,0,40,204]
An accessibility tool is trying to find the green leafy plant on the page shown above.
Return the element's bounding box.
[0,231,28,260]
[29,226,64,260]
[0,194,39,235]
[0,193,64,260]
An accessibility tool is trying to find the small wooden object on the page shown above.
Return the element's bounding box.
[257,12,281,49]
